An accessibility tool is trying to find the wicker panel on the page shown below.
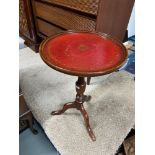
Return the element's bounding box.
[35,1,96,31]
[19,0,30,38]
[42,0,99,15]
[37,19,63,36]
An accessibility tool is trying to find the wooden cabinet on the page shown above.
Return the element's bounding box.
[19,87,38,134]
[41,0,100,15]
[20,0,135,52]
[19,0,39,51]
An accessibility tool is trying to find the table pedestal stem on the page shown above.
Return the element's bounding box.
[51,77,96,141]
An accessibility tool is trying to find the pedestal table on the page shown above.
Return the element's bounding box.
[39,31,128,141]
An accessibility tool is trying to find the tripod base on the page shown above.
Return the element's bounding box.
[51,77,96,141]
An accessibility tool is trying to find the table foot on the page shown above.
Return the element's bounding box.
[51,102,75,115]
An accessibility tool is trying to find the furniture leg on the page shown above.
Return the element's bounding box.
[26,113,38,134]
[79,104,96,141]
[87,77,91,85]
[51,77,96,141]
[51,102,76,115]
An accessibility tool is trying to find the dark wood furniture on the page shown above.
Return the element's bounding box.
[19,87,38,134]
[123,135,135,155]
[19,0,134,52]
[39,31,128,141]
[19,0,40,51]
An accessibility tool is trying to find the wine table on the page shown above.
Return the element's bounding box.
[39,31,128,141]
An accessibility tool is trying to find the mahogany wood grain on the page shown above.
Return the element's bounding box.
[96,0,135,41]
[19,0,39,52]
[37,19,64,37]
[41,0,100,15]
[34,1,96,31]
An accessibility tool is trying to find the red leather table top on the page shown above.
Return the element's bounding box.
[40,32,128,77]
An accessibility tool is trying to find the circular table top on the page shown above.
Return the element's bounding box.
[39,31,128,77]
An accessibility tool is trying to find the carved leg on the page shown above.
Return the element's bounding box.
[80,104,96,141]
[75,77,95,141]
[87,77,91,85]
[51,102,76,115]
[51,77,96,141]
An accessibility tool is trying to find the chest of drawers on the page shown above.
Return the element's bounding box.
[20,0,135,52]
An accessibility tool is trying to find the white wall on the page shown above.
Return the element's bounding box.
[128,5,135,37]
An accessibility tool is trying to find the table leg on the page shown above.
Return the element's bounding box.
[51,77,96,141]
[79,104,96,141]
[87,77,91,85]
[51,102,76,115]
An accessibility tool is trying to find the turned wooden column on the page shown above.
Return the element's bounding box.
[51,77,96,141]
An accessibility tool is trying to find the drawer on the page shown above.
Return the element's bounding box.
[37,19,63,36]
[41,0,99,15]
[34,1,96,31]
